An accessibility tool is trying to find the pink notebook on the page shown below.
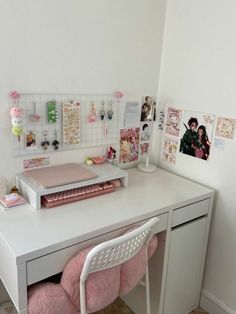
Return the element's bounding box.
[24,163,97,188]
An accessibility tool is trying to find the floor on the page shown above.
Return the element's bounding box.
[94,299,209,314]
[190,309,208,314]
[0,299,209,314]
[93,298,135,314]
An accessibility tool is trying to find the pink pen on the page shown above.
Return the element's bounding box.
[104,122,108,136]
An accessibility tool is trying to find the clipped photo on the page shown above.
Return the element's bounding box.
[179,111,215,160]
[140,142,149,155]
[26,131,37,149]
[140,96,156,121]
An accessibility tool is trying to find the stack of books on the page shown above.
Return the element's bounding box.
[0,193,26,209]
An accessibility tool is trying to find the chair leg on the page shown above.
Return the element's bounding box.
[145,263,151,314]
[80,280,87,314]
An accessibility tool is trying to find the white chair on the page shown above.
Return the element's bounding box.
[79,217,159,314]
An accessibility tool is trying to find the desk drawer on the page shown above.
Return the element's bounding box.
[27,213,167,285]
[172,199,209,228]
[27,229,125,285]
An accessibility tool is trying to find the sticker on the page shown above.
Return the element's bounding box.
[63,101,80,145]
[23,157,50,169]
[215,117,236,140]
[179,111,215,161]
[158,110,165,130]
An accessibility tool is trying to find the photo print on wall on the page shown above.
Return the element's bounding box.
[179,111,215,160]
[215,117,236,140]
[165,107,182,137]
[140,123,152,141]
[140,142,149,155]
[119,128,140,163]
[25,131,37,150]
[162,136,178,164]
[140,96,156,122]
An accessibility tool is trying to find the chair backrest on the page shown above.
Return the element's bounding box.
[80,217,159,282]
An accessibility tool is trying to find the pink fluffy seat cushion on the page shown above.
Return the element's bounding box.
[27,230,158,314]
[61,246,121,313]
[119,235,158,296]
[28,282,77,314]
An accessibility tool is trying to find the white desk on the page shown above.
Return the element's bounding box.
[0,168,214,314]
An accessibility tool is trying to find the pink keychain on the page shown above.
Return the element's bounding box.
[29,102,41,122]
[88,102,97,123]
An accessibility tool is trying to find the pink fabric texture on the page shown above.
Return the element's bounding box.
[61,246,120,312]
[27,282,77,314]
[27,230,158,314]
[119,234,158,296]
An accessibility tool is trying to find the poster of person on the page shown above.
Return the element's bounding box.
[165,107,182,137]
[162,136,178,164]
[179,111,215,160]
[140,123,152,141]
[119,128,140,163]
[140,96,156,121]
[140,142,149,155]
[215,117,236,140]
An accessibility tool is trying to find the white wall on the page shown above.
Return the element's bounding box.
[0,0,166,184]
[157,0,236,312]
[0,0,167,302]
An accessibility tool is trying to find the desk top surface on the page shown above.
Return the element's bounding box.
[0,168,213,263]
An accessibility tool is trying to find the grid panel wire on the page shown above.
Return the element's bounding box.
[11,93,119,156]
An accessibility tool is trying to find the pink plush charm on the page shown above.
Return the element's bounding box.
[10,106,23,118]
[11,117,23,127]
[10,105,24,141]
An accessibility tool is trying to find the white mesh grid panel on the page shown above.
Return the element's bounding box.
[10,93,119,156]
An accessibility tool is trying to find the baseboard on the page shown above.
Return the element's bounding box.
[200,289,236,314]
